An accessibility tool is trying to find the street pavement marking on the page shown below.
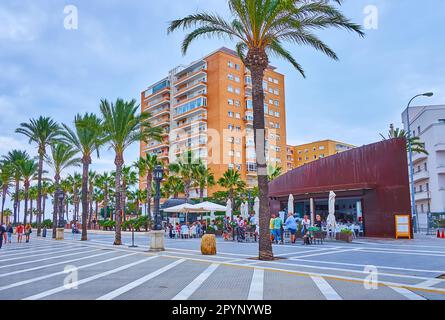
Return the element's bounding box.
[292,248,361,259]
[416,279,443,288]
[358,249,445,257]
[23,256,159,300]
[273,248,341,257]
[165,247,254,257]
[247,269,264,300]
[0,248,100,272]
[0,244,82,257]
[389,286,426,300]
[172,263,219,300]
[0,250,112,278]
[0,246,87,262]
[0,253,136,292]
[97,259,185,300]
[311,276,342,300]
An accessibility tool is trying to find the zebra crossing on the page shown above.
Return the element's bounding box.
[0,238,444,300]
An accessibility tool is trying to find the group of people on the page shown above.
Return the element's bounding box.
[223,214,258,242]
[0,223,33,249]
[167,221,205,239]
[270,213,324,245]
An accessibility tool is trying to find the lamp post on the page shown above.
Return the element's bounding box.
[13,203,17,224]
[406,92,433,234]
[55,189,65,240]
[153,165,164,231]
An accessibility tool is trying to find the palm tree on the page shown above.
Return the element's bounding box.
[41,181,53,221]
[87,171,98,228]
[96,172,113,220]
[381,124,429,155]
[60,178,73,222]
[99,98,162,245]
[134,154,161,217]
[16,159,38,226]
[3,150,30,223]
[268,164,282,181]
[62,113,104,241]
[67,173,82,222]
[168,0,363,260]
[28,186,38,224]
[16,116,62,236]
[120,166,138,221]
[218,169,246,220]
[193,163,215,202]
[47,143,80,238]
[163,175,185,199]
[0,163,13,224]
[169,151,201,202]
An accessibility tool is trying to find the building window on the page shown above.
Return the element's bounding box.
[228,124,234,130]
[439,119,445,123]
[236,152,241,158]
[275,123,280,129]
[228,150,234,156]
[418,126,421,135]
[228,74,234,81]
[228,111,234,118]
[228,99,234,105]
[319,146,325,150]
[235,126,241,132]
[235,76,240,83]
[235,88,241,95]
[274,100,279,106]
[235,100,240,107]
[235,113,241,119]
[235,64,241,71]
[269,110,274,116]
[228,61,233,68]
[228,86,234,93]
[274,89,279,95]
[273,79,279,84]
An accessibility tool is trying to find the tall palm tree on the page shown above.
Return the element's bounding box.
[60,178,73,222]
[218,169,246,220]
[168,0,363,260]
[0,163,13,224]
[62,113,104,241]
[46,143,80,238]
[169,151,200,202]
[67,173,82,222]
[134,154,161,217]
[3,150,30,223]
[119,166,138,221]
[16,116,62,236]
[193,163,215,202]
[16,159,38,226]
[100,98,162,245]
[87,171,98,228]
[41,181,53,221]
[381,124,429,155]
[28,186,38,224]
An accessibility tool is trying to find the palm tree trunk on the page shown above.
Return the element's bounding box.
[146,172,152,218]
[200,187,204,203]
[1,191,6,224]
[36,154,44,236]
[24,184,29,227]
[248,49,273,261]
[43,196,46,221]
[29,198,33,224]
[53,176,59,239]
[13,180,19,224]
[122,179,127,222]
[114,154,124,245]
[81,158,90,241]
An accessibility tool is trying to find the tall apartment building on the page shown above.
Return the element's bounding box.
[140,47,287,197]
[289,140,355,168]
[286,145,296,171]
[402,105,445,230]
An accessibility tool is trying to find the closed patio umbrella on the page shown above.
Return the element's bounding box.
[327,191,337,237]
[253,197,260,222]
[288,194,294,214]
[226,199,232,218]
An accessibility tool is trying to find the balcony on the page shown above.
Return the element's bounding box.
[174,79,207,98]
[435,143,445,152]
[175,69,207,87]
[437,165,445,175]
[414,191,430,202]
[412,152,428,164]
[150,107,170,118]
[145,86,170,100]
[174,131,207,144]
[413,170,429,183]
[173,97,207,121]
[144,97,170,112]
[151,116,170,128]
[145,142,169,152]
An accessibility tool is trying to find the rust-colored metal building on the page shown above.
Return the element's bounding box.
[269,138,412,238]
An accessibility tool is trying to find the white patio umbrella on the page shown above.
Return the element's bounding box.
[327,191,337,236]
[239,202,245,219]
[288,194,295,214]
[226,199,232,218]
[253,197,260,222]
[163,203,207,224]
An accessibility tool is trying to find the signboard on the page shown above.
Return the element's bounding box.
[395,214,412,239]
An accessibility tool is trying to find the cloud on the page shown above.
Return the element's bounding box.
[0,4,47,42]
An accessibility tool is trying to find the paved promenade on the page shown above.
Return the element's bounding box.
[0,230,444,300]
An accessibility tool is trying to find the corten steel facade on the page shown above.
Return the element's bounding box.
[140,47,287,197]
[269,138,412,238]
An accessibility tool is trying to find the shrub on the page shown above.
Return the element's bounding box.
[341,228,353,235]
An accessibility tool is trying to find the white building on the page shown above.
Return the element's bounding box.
[402,105,445,231]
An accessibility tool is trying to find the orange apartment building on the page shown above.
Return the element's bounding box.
[140,47,287,198]
[288,140,356,168]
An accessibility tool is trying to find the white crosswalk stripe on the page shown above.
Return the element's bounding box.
[311,276,343,300]
[0,246,86,262]
[247,269,264,300]
[0,249,100,273]
[97,259,186,300]
[0,250,111,278]
[23,256,159,300]
[172,263,219,300]
[0,244,81,257]
[389,286,426,300]
[0,253,136,291]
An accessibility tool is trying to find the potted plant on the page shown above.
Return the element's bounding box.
[336,228,353,243]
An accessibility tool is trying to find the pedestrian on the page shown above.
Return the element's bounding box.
[0,223,5,249]
[269,214,276,242]
[25,224,32,243]
[285,213,298,244]
[301,215,311,245]
[168,223,174,239]
[6,223,13,244]
[196,221,202,238]
[42,226,47,238]
[223,217,232,241]
[16,223,24,243]
[237,216,246,242]
[273,214,283,244]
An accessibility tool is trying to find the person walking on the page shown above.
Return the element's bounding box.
[237,216,246,243]
[269,214,276,242]
[16,223,24,243]
[0,224,5,249]
[273,214,283,244]
[6,223,13,244]
[24,224,32,243]
[285,213,298,244]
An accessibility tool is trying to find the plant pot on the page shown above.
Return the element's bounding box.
[336,233,353,243]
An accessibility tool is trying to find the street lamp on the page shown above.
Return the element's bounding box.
[57,189,65,228]
[153,165,164,231]
[406,92,434,234]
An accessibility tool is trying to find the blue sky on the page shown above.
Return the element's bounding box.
[0,0,444,176]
